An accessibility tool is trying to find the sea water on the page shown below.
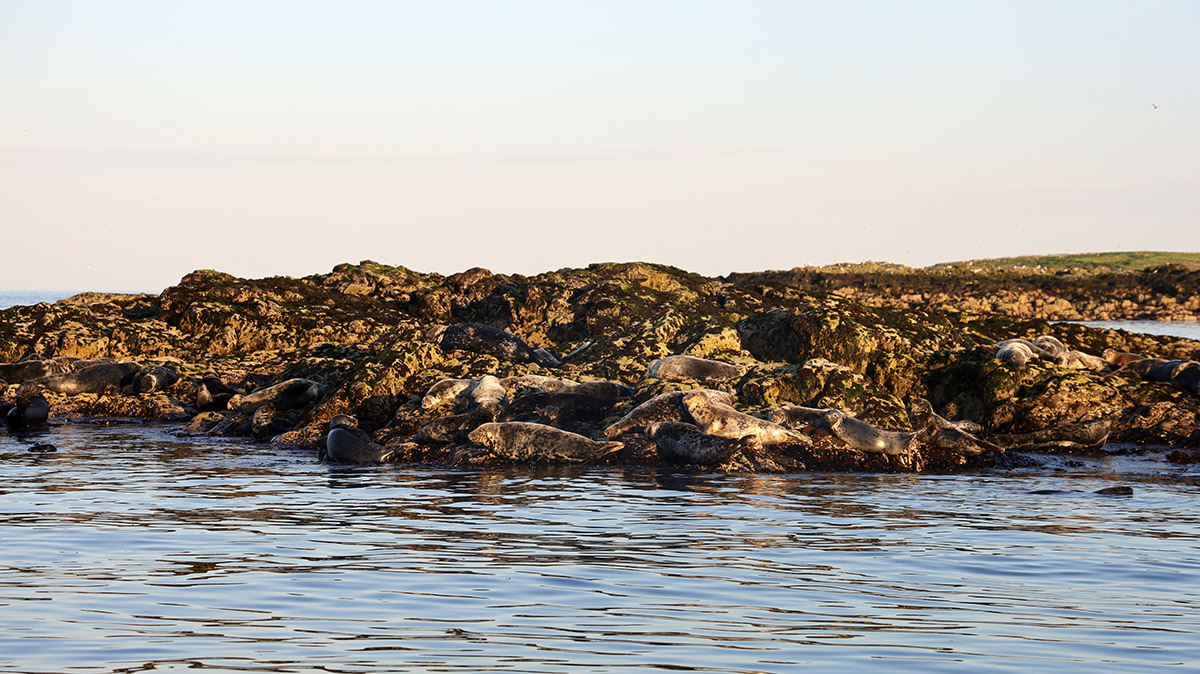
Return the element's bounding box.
[1,425,1199,673]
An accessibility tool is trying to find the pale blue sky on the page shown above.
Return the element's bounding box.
[2,0,1196,291]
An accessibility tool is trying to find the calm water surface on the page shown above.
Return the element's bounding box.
[1,424,1198,673]
[1071,320,1200,341]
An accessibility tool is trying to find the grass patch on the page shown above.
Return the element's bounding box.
[931,251,1200,271]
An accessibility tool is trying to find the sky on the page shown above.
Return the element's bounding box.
[1,0,1197,292]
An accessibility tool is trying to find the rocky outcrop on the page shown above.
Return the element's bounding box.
[1,259,1197,472]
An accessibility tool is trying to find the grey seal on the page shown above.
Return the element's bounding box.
[4,384,49,430]
[467,422,624,463]
[682,391,810,446]
[821,409,916,455]
[421,378,476,409]
[414,402,502,443]
[648,420,757,465]
[647,355,746,382]
[322,415,399,464]
[767,404,837,431]
[1032,335,1069,360]
[197,374,240,412]
[38,361,143,395]
[909,398,1001,456]
[1103,349,1143,367]
[604,389,735,438]
[498,374,577,395]
[457,375,508,410]
[1058,350,1109,371]
[229,378,323,414]
[989,418,1111,452]
[439,323,561,367]
[130,365,180,394]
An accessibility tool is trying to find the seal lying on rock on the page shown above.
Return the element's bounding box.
[821,409,916,455]
[130,365,180,394]
[682,391,810,446]
[989,418,1111,452]
[647,355,746,382]
[458,375,508,410]
[422,378,476,409]
[438,323,562,367]
[322,414,399,464]
[909,398,1001,456]
[468,422,623,463]
[1118,358,1200,394]
[1103,349,1144,367]
[229,378,322,414]
[649,421,757,465]
[768,404,836,431]
[38,361,143,395]
[197,374,240,412]
[498,374,577,395]
[604,389,735,438]
[414,402,503,443]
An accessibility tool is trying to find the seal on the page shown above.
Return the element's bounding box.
[556,380,635,401]
[457,375,508,410]
[467,422,624,463]
[197,374,240,412]
[1103,349,1144,367]
[38,361,142,395]
[421,379,476,409]
[604,389,735,438]
[130,364,180,394]
[908,398,1001,456]
[498,374,577,395]
[989,418,1111,452]
[5,384,49,430]
[439,323,561,367]
[821,409,916,455]
[500,391,616,426]
[994,341,1037,369]
[228,378,323,414]
[414,402,502,443]
[648,420,758,465]
[767,404,836,431]
[322,415,400,464]
[1058,350,1109,371]
[647,355,746,382]
[1032,335,1069,360]
[682,391,810,446]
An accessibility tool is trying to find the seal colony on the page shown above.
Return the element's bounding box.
[1,260,1198,473]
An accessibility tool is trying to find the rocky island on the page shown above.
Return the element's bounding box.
[2,255,1199,472]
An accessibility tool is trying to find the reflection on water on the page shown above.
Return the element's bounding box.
[1069,320,1200,340]
[1,424,1199,673]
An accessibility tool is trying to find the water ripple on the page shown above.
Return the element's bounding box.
[1,424,1198,672]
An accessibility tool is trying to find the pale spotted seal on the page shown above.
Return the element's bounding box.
[989,418,1110,452]
[38,361,142,395]
[1058,350,1109,371]
[908,398,1001,456]
[604,389,735,438]
[467,422,623,463]
[130,365,180,394]
[439,323,561,367]
[498,374,577,395]
[648,421,757,465]
[421,379,476,409]
[682,391,810,446]
[414,402,503,443]
[821,409,916,455]
[647,355,746,382]
[457,375,508,410]
[1032,335,1069,360]
[1102,349,1143,367]
[767,404,836,431]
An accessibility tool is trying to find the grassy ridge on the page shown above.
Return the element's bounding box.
[931,251,1200,272]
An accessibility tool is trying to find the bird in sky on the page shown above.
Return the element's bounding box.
[1151,103,1159,110]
